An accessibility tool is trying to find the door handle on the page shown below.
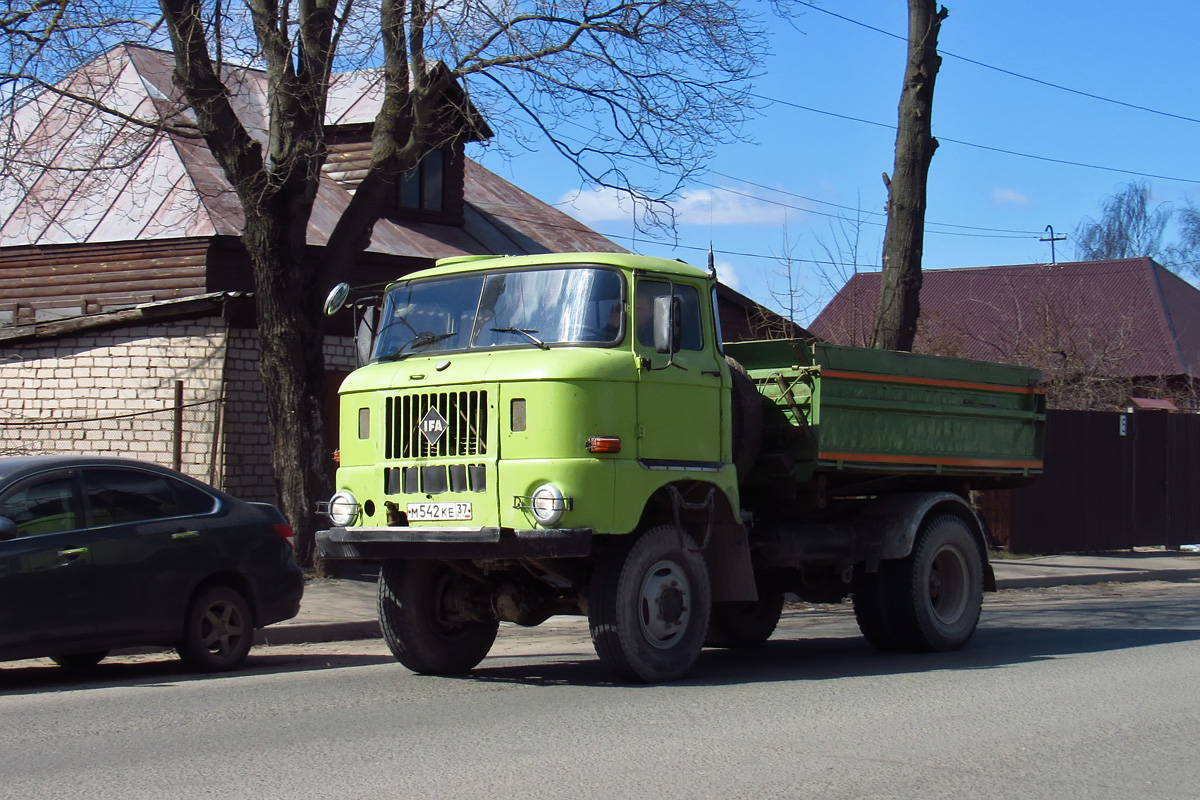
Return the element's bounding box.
[171,530,201,540]
[57,547,88,559]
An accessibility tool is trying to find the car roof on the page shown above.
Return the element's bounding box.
[0,456,218,493]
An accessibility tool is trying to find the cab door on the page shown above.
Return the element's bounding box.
[633,278,724,466]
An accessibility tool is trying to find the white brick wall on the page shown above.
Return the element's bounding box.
[1,322,358,505]
[0,319,230,485]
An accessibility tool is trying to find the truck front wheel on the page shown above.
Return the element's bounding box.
[378,560,499,675]
[588,526,711,682]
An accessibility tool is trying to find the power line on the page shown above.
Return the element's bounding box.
[707,170,1047,236]
[795,0,1200,126]
[551,119,1058,240]
[751,93,1200,185]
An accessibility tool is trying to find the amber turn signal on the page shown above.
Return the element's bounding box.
[586,436,622,454]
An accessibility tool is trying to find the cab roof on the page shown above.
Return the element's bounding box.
[399,252,712,284]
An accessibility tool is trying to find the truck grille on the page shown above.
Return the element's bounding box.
[386,390,488,459]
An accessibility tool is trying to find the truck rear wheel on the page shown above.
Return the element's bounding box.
[588,526,711,683]
[704,592,785,648]
[378,560,498,675]
[855,515,984,653]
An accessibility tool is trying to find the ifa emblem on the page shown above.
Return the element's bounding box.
[419,406,448,445]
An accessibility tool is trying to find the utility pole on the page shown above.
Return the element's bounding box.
[1041,224,1066,265]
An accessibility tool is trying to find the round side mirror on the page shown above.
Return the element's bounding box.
[324,283,351,316]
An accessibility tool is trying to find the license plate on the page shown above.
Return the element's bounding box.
[406,502,473,521]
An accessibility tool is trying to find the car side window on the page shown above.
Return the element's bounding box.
[0,476,79,537]
[84,469,215,526]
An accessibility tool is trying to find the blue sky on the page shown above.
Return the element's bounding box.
[468,0,1200,325]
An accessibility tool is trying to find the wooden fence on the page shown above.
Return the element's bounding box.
[977,409,1200,553]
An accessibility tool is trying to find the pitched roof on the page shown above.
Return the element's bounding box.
[808,258,1200,379]
[0,44,621,257]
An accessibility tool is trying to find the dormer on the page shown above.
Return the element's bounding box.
[322,66,492,228]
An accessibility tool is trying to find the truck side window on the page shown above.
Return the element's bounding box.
[636,281,703,351]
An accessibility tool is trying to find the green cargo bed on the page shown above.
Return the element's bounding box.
[724,339,1045,482]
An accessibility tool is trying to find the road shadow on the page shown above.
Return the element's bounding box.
[457,622,1200,689]
[0,649,397,696]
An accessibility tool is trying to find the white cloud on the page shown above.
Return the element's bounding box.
[557,185,790,227]
[992,188,1032,208]
[557,186,638,223]
[715,260,742,291]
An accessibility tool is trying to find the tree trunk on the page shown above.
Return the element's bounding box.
[871,1,948,352]
[242,210,333,571]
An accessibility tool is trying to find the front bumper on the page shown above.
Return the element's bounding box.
[317,526,593,560]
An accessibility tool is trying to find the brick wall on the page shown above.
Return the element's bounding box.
[0,319,229,484]
[1,321,359,505]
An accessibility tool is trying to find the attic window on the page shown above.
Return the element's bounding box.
[398,150,444,214]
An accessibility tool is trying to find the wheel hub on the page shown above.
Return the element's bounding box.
[638,560,691,649]
[928,544,969,624]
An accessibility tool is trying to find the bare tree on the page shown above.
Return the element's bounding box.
[1075,181,1172,261]
[2,0,768,566]
[871,0,947,353]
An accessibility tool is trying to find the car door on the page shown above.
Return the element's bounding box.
[79,467,222,639]
[0,469,108,651]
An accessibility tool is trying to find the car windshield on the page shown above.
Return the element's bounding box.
[372,266,625,361]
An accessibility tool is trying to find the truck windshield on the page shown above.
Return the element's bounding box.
[373,267,625,361]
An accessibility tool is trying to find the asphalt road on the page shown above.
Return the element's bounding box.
[2,581,1198,800]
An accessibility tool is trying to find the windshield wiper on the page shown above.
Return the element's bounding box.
[380,331,457,361]
[490,327,550,350]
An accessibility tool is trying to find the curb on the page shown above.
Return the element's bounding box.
[995,569,1200,591]
[254,621,380,647]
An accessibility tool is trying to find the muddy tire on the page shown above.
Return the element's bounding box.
[852,569,904,652]
[378,560,498,675]
[855,515,984,653]
[705,591,785,648]
[589,526,711,683]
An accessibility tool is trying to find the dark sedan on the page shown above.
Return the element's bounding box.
[0,456,303,671]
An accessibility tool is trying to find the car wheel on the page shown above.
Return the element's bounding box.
[177,585,254,671]
[588,525,711,683]
[705,592,785,648]
[50,651,108,669]
[378,560,499,675]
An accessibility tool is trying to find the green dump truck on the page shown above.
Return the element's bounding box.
[317,252,1045,682]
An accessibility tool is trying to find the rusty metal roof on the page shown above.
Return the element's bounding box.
[809,258,1200,379]
[0,44,619,257]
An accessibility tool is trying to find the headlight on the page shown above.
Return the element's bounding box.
[530,484,566,526]
[327,491,359,527]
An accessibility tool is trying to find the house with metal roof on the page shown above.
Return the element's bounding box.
[808,258,1200,410]
[0,44,784,496]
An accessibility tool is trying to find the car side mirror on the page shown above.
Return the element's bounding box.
[0,516,18,541]
[653,295,682,355]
